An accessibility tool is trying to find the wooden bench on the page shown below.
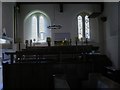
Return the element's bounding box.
[3,63,54,89]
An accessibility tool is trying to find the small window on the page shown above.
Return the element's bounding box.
[78,14,90,40]
[32,16,37,41]
[85,15,90,39]
[78,15,83,39]
[39,15,44,33]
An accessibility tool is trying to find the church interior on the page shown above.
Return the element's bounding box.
[0,1,120,89]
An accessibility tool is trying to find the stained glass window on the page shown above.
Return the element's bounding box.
[85,15,90,39]
[78,15,83,39]
[78,14,90,40]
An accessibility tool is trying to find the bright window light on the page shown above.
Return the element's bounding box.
[78,14,90,39]
[0,39,7,44]
[32,16,37,42]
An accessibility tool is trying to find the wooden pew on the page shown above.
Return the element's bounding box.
[15,50,59,64]
[3,63,54,89]
[17,45,99,63]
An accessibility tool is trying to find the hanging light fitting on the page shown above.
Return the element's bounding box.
[47,4,62,29]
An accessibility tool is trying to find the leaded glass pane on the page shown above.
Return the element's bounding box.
[40,32,44,40]
[39,15,44,32]
[78,15,83,39]
[39,15,45,41]
[32,16,37,41]
[85,15,90,39]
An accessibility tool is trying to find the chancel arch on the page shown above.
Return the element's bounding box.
[24,10,51,43]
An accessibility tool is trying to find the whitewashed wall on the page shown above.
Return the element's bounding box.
[0,1,2,87]
[2,2,15,38]
[0,1,2,58]
[103,2,118,69]
[118,2,120,69]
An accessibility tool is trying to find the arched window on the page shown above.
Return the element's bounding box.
[78,15,83,39]
[39,15,44,40]
[85,15,90,39]
[77,14,90,40]
[32,16,37,41]
[32,14,46,42]
[24,11,51,43]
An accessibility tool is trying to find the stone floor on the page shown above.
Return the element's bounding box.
[54,74,70,89]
